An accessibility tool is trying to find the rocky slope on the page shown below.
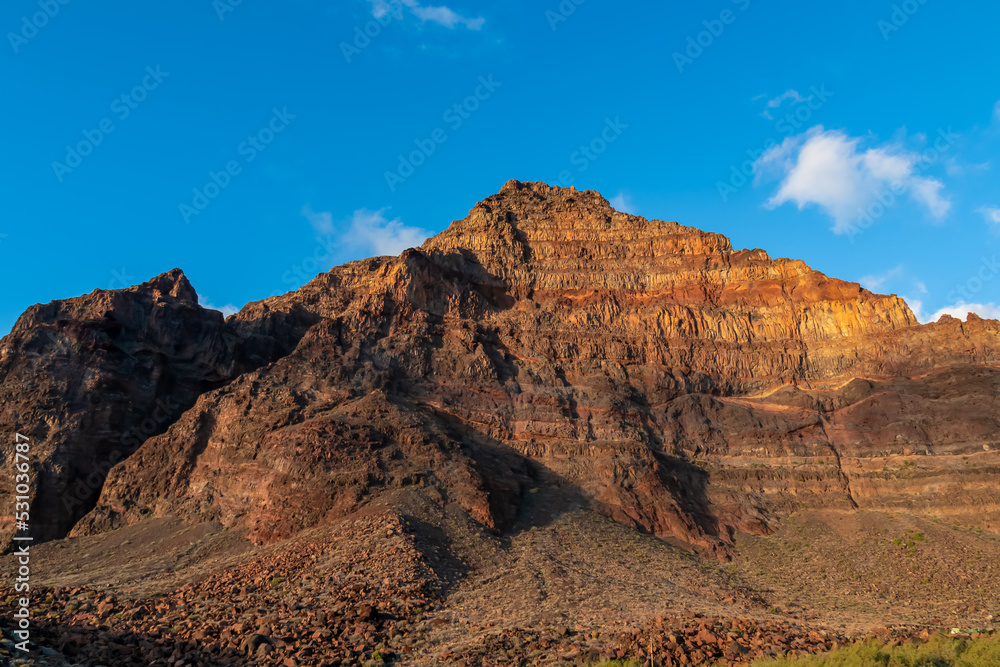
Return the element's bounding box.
[1,179,986,560]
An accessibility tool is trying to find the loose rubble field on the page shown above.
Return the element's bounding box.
[3,498,998,666]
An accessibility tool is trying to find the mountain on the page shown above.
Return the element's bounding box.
[2,181,999,664]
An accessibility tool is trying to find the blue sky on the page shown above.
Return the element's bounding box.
[2,0,999,335]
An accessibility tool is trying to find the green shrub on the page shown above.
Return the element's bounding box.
[752,634,1000,666]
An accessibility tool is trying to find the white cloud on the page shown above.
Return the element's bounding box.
[302,206,334,235]
[977,206,1000,224]
[858,265,904,291]
[927,302,1000,323]
[907,298,927,323]
[757,127,951,234]
[760,130,872,230]
[368,0,484,30]
[909,178,950,218]
[862,147,912,182]
[348,208,430,255]
[752,134,802,183]
[757,89,809,120]
[369,0,403,19]
[302,207,430,258]
[410,5,484,29]
[609,192,637,215]
[198,294,240,318]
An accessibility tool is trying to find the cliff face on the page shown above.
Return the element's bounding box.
[0,270,293,547]
[5,182,999,557]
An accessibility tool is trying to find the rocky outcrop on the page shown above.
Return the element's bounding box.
[0,269,295,548]
[6,181,999,557]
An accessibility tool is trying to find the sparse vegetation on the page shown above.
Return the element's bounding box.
[892,529,926,554]
[751,634,1000,666]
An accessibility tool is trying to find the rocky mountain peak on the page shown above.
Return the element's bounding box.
[418,181,742,304]
[424,180,734,270]
[134,267,199,304]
